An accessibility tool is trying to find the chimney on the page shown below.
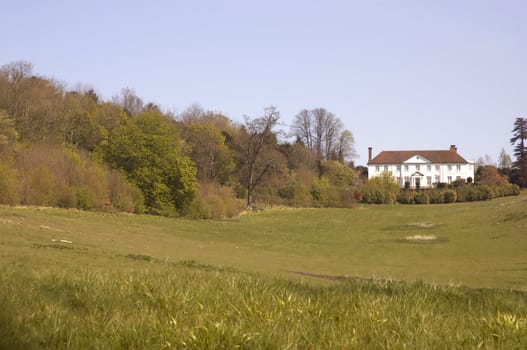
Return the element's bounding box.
[450,145,457,153]
[368,147,372,162]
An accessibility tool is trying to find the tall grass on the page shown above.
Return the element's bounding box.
[1,261,526,349]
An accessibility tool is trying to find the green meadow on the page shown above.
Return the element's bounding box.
[1,194,527,349]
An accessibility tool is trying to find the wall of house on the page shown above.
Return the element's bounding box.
[368,162,475,188]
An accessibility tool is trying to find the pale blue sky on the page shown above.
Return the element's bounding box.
[2,0,526,165]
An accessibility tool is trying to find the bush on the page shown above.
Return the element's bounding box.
[492,183,521,197]
[361,186,385,204]
[429,190,444,204]
[414,192,430,205]
[397,191,414,204]
[360,172,400,204]
[76,188,93,210]
[188,183,243,219]
[443,190,457,203]
[481,186,495,200]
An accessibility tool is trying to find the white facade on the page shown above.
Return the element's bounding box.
[368,148,475,189]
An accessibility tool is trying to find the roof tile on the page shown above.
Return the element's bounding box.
[369,150,469,164]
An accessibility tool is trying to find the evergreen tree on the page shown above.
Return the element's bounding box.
[510,117,527,187]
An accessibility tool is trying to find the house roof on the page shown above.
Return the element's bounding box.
[368,150,470,164]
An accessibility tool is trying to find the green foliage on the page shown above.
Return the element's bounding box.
[360,172,400,204]
[180,122,235,184]
[443,189,457,203]
[319,160,357,187]
[397,190,415,204]
[428,189,445,204]
[510,117,527,187]
[414,191,430,204]
[101,111,198,216]
[397,190,433,205]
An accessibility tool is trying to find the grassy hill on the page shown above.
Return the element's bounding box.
[1,194,527,348]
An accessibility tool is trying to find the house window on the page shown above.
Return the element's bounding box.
[375,166,380,172]
[427,165,431,171]
[456,164,461,171]
[396,165,401,171]
[404,165,409,171]
[427,176,432,185]
[435,175,440,183]
[416,165,420,171]
[448,165,452,171]
[384,165,389,171]
[435,165,440,171]
[404,176,410,186]
[447,176,452,184]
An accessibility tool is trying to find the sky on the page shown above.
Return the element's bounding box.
[2,0,526,166]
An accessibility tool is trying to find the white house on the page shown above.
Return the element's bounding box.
[367,145,475,188]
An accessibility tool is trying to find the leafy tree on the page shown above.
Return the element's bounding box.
[101,110,198,215]
[180,121,235,184]
[510,117,527,187]
[319,160,357,188]
[62,92,104,151]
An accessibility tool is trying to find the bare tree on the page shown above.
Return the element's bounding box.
[113,87,144,117]
[0,60,33,84]
[498,148,512,170]
[291,109,313,151]
[178,103,206,122]
[290,107,354,163]
[336,129,356,163]
[241,106,281,209]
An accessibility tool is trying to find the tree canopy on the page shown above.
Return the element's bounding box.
[101,111,198,216]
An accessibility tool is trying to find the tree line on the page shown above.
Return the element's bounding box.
[0,61,358,217]
[0,61,525,217]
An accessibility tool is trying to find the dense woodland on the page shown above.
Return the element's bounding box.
[0,61,524,217]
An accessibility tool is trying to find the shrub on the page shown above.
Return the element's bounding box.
[414,192,430,204]
[397,191,415,204]
[188,183,243,219]
[443,190,457,203]
[429,190,444,204]
[360,172,400,204]
[361,186,385,204]
[492,183,521,197]
[76,188,93,210]
[480,186,494,200]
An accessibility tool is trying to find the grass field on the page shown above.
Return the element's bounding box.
[1,194,527,348]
